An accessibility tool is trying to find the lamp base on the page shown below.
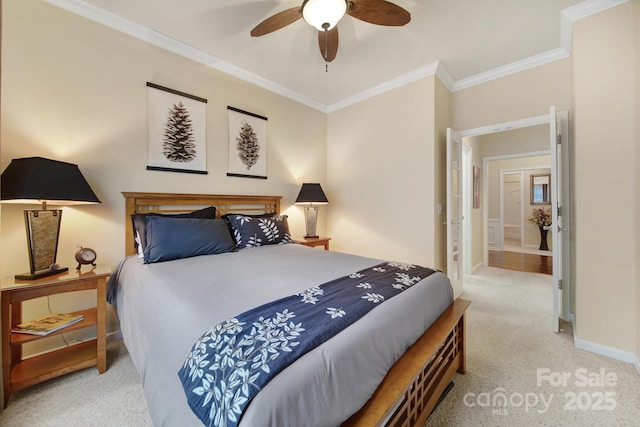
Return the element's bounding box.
[15,267,68,281]
[303,206,319,240]
[304,235,320,239]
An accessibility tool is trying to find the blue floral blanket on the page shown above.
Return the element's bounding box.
[178,261,437,427]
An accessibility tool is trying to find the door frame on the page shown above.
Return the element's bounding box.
[457,111,572,332]
[446,128,464,294]
[462,143,472,274]
[459,113,549,266]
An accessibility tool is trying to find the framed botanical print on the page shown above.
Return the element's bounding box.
[146,82,207,174]
[227,106,267,179]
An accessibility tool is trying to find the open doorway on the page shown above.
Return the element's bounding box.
[489,158,554,275]
[484,152,554,275]
[502,171,524,251]
[460,118,552,273]
[449,109,572,333]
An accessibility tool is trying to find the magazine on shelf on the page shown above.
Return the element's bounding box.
[12,312,84,336]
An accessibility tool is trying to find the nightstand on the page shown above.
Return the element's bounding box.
[1,266,110,408]
[293,236,331,250]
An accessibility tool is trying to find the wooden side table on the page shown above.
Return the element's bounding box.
[1,266,110,408]
[293,236,331,250]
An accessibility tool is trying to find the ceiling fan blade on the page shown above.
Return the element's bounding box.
[347,0,411,26]
[318,27,339,62]
[250,7,302,37]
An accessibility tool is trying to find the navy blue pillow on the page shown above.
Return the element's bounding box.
[132,206,216,253]
[226,214,292,248]
[143,216,236,264]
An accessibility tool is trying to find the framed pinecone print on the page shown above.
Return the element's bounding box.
[146,82,208,174]
[227,106,267,179]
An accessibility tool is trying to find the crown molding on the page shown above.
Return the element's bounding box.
[452,48,570,92]
[45,0,629,113]
[325,60,455,113]
[336,0,630,100]
[435,62,456,92]
[326,61,442,113]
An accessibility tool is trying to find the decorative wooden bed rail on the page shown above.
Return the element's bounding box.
[344,298,470,426]
[121,192,469,426]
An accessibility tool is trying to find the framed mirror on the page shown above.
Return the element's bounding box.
[531,174,551,204]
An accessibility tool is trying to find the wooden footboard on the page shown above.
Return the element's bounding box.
[344,298,470,427]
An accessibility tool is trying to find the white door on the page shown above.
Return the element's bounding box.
[557,111,572,321]
[446,128,463,291]
[462,144,472,274]
[549,107,571,331]
[549,106,559,332]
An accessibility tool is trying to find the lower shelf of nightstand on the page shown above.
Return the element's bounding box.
[10,339,98,393]
[11,308,97,345]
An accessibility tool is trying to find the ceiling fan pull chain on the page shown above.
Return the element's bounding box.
[323,23,329,72]
[323,24,329,60]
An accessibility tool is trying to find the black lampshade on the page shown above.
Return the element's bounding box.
[1,157,101,205]
[295,183,328,205]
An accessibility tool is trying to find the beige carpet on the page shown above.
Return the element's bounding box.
[0,339,153,426]
[1,266,638,426]
[426,266,640,426]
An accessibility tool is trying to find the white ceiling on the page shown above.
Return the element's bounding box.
[49,0,613,111]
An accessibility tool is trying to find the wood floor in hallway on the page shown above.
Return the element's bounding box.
[488,250,552,275]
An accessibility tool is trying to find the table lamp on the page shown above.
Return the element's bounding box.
[295,183,328,238]
[1,157,101,280]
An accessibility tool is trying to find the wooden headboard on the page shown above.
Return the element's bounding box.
[122,192,282,256]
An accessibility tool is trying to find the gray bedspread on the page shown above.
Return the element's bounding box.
[110,244,453,427]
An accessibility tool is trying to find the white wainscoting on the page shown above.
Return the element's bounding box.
[488,218,502,251]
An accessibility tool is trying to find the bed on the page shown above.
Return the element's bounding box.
[110,192,470,426]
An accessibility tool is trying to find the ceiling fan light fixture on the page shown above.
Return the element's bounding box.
[302,0,347,31]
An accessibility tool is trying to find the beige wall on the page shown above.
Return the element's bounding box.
[451,59,571,130]
[327,74,457,296]
[476,125,550,159]
[326,76,439,267]
[572,3,637,353]
[2,0,328,269]
[434,78,451,274]
[1,0,327,352]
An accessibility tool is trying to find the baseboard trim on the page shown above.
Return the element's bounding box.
[471,262,484,274]
[574,337,640,375]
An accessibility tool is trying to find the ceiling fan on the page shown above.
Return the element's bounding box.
[250,0,411,63]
